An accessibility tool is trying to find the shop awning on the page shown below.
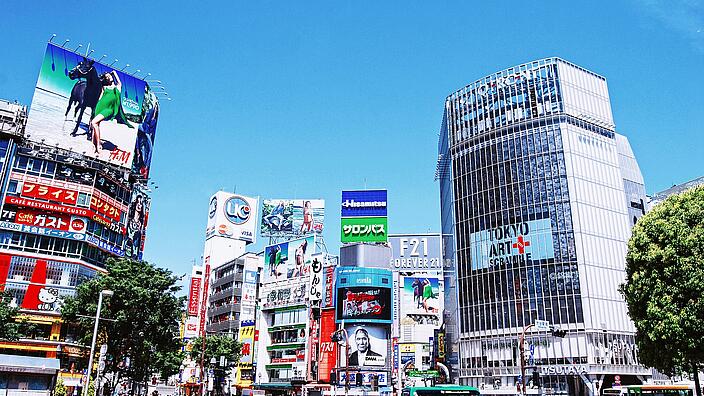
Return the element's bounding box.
[0,354,60,375]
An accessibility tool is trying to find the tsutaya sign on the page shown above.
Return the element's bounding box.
[540,365,588,375]
[470,218,555,270]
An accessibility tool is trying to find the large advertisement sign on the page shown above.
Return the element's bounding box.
[25,43,160,170]
[341,190,387,218]
[345,326,388,367]
[341,190,388,243]
[340,217,388,243]
[263,235,315,283]
[470,218,555,270]
[21,181,79,205]
[318,310,337,382]
[389,235,442,271]
[205,192,258,244]
[322,265,335,309]
[260,199,325,237]
[308,254,324,302]
[124,189,150,260]
[0,205,87,240]
[401,277,441,315]
[337,287,392,322]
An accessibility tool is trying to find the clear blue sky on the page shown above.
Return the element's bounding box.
[1,1,702,280]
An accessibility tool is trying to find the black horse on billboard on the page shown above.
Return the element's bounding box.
[66,58,102,138]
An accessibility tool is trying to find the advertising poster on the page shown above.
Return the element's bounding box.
[336,287,392,322]
[308,254,324,302]
[470,218,555,270]
[187,277,202,316]
[261,199,325,237]
[261,281,307,309]
[263,235,315,283]
[322,265,335,308]
[124,189,150,260]
[25,43,160,170]
[205,192,258,244]
[401,277,441,315]
[345,325,388,367]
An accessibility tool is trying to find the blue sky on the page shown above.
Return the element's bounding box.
[1,1,702,279]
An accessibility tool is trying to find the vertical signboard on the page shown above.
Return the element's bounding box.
[308,253,324,302]
[318,309,337,382]
[340,190,388,243]
[205,192,258,244]
[322,265,335,309]
[199,256,211,337]
[187,277,202,316]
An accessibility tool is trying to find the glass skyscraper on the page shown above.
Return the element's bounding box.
[438,58,649,395]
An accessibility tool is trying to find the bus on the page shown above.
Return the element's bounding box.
[602,385,693,396]
[402,385,482,396]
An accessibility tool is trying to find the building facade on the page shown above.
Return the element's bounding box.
[0,41,160,394]
[438,58,648,395]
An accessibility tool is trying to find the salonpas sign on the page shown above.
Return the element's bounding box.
[341,217,388,243]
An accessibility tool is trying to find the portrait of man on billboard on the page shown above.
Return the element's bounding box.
[347,327,386,367]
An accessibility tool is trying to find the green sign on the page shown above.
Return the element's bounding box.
[341,217,388,243]
[407,370,440,378]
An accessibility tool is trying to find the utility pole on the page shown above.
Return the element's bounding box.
[519,323,535,396]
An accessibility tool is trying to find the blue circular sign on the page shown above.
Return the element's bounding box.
[224,196,251,225]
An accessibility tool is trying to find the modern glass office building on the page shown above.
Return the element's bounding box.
[438,58,649,395]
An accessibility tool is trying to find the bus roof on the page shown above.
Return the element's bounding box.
[403,386,481,391]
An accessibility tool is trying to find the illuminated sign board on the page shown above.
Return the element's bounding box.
[341,217,387,243]
[205,192,258,244]
[336,268,392,323]
[341,190,387,218]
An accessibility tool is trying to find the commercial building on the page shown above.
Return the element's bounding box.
[438,58,648,395]
[0,41,161,395]
[647,176,704,208]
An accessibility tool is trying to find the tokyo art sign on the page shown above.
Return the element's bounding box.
[470,218,555,270]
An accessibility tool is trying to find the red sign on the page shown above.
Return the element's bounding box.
[188,277,202,316]
[318,309,337,382]
[90,195,122,222]
[5,196,90,217]
[15,209,72,231]
[21,182,78,205]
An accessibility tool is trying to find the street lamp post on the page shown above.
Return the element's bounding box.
[519,323,535,396]
[331,328,350,396]
[83,290,113,396]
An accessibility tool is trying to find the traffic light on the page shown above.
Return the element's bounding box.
[371,374,379,391]
[356,373,363,387]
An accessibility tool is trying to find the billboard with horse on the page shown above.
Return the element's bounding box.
[25,43,159,173]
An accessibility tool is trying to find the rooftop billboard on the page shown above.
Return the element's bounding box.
[260,199,324,237]
[205,192,258,244]
[25,43,160,172]
[263,235,315,283]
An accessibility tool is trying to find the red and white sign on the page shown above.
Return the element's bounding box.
[14,208,73,231]
[90,195,122,222]
[318,309,337,382]
[5,196,90,216]
[271,357,297,363]
[21,182,79,205]
[188,277,202,316]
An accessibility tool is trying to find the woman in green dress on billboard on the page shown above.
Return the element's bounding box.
[90,70,133,154]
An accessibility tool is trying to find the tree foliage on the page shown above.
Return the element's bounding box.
[54,379,67,396]
[188,335,242,373]
[61,258,186,388]
[621,186,704,379]
[0,289,33,341]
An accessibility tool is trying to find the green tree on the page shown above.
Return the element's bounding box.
[188,335,242,374]
[621,186,704,396]
[61,258,185,395]
[54,379,67,396]
[0,289,33,341]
